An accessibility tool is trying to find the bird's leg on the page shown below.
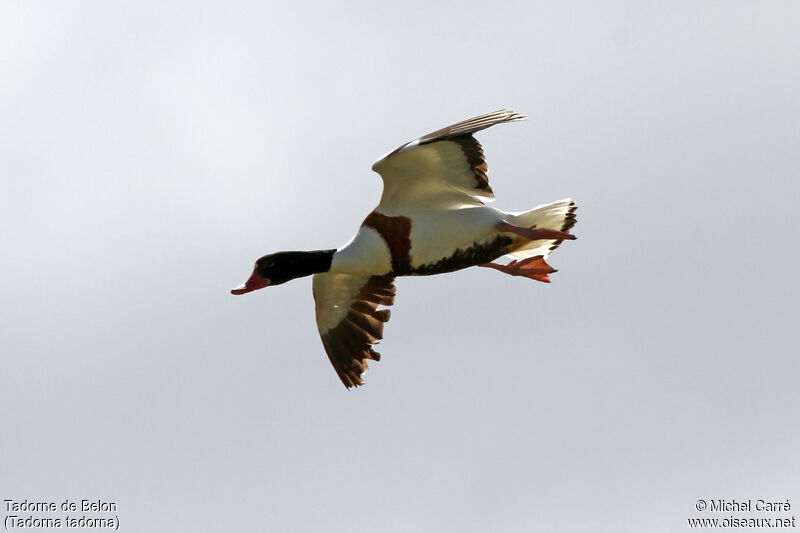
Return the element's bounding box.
[478,255,557,283]
[496,220,576,241]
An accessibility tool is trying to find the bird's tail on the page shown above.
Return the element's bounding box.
[506,199,577,260]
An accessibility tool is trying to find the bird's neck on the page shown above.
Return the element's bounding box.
[286,249,336,279]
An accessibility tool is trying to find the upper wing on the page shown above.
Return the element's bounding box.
[371,109,526,213]
[312,273,397,388]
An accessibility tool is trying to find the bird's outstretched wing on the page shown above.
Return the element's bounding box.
[371,109,526,213]
[312,273,397,388]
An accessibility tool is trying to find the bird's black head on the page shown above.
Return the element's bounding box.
[231,250,335,295]
[253,251,316,287]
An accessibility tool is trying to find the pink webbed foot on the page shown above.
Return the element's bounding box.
[496,220,576,242]
[479,255,557,283]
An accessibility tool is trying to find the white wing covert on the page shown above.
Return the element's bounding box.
[371,110,525,213]
[312,273,397,388]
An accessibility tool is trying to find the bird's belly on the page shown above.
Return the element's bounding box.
[407,207,511,275]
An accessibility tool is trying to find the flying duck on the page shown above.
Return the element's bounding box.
[232,110,577,388]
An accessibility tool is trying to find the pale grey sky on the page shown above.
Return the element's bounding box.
[2,2,799,532]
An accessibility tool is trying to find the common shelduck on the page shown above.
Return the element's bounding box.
[232,110,577,388]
